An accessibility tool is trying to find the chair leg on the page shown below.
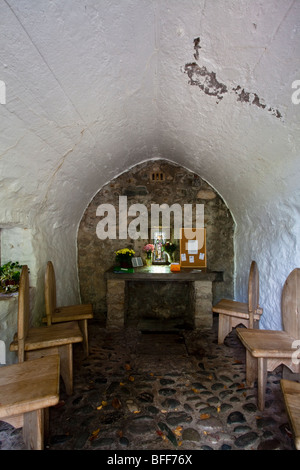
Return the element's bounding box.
[58,343,73,395]
[245,350,257,387]
[44,407,50,445]
[257,357,267,411]
[218,314,231,344]
[79,319,89,357]
[23,408,44,450]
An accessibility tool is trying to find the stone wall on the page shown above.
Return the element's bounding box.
[77,160,235,322]
[126,281,193,327]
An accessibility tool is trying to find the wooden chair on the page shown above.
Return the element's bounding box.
[10,265,83,395]
[0,355,60,450]
[237,268,300,411]
[281,379,300,450]
[212,260,263,344]
[43,261,93,357]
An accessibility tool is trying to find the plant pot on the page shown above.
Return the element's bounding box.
[120,261,131,269]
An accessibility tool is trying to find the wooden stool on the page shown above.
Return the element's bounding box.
[0,355,60,450]
[213,261,263,344]
[43,261,93,357]
[10,265,83,395]
[281,379,300,450]
[237,268,300,410]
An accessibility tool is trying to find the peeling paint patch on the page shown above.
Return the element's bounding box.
[183,62,228,102]
[233,86,262,106]
[233,86,282,119]
[183,38,282,119]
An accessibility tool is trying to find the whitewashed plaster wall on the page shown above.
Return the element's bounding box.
[0,0,299,335]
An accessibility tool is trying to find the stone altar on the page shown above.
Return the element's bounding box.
[105,266,223,329]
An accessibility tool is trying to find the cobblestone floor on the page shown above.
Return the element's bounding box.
[0,317,297,453]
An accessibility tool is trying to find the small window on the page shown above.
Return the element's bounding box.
[150,172,165,182]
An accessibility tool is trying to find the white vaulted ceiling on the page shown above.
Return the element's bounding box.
[0,0,299,328]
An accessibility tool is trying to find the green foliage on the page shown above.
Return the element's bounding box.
[0,261,23,293]
[162,242,177,254]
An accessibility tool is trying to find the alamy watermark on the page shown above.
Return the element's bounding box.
[96,196,204,242]
[291,80,300,105]
[0,80,6,105]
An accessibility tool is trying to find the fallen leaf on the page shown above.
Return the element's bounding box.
[238,383,245,389]
[174,426,182,437]
[191,388,200,394]
[160,409,167,413]
[120,382,125,386]
[112,398,122,409]
[200,413,210,420]
[89,428,100,441]
[156,430,164,436]
[178,441,182,446]
[125,364,131,371]
[133,410,141,414]
[217,406,221,413]
[129,376,135,382]
[102,401,108,406]
[96,405,103,410]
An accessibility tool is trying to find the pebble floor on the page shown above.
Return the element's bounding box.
[0,317,297,452]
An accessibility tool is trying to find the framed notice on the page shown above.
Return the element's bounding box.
[132,257,143,267]
[180,228,206,268]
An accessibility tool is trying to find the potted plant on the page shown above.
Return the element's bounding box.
[0,261,23,293]
[115,248,135,268]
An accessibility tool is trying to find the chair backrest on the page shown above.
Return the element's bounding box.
[282,268,300,339]
[45,261,57,326]
[247,261,259,328]
[17,265,30,363]
[248,260,259,311]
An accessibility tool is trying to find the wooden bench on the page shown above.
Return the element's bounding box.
[237,268,300,411]
[10,265,83,395]
[43,261,93,357]
[0,355,60,449]
[212,261,263,344]
[281,379,300,450]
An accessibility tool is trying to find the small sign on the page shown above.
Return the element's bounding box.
[131,257,143,267]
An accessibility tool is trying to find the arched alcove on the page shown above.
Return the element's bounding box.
[77,160,235,324]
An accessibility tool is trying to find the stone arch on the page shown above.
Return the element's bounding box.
[77,160,235,322]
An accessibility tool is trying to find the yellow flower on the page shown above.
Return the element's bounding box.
[115,248,135,256]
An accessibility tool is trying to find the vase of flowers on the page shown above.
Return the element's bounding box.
[163,241,177,263]
[115,248,135,268]
[143,243,154,266]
